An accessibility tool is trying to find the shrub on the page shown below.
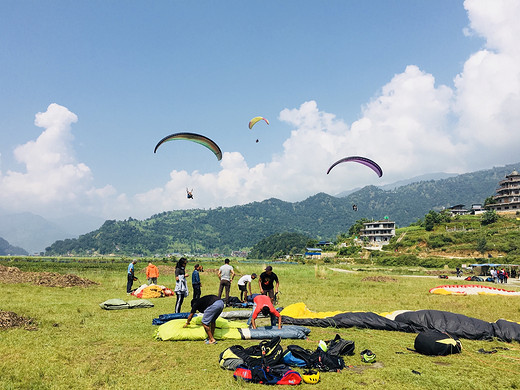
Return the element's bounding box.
[338,245,361,256]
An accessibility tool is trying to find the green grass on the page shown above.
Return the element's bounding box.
[1,258,520,389]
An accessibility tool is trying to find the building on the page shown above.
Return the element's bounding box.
[447,204,469,216]
[360,220,396,246]
[304,247,322,258]
[470,204,485,215]
[486,170,520,213]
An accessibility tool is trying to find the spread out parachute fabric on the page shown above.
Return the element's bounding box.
[326,156,383,177]
[154,317,310,341]
[248,116,269,129]
[153,132,222,161]
[280,303,520,342]
[99,299,154,310]
[430,284,520,296]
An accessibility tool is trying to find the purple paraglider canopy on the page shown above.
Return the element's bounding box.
[326,156,383,177]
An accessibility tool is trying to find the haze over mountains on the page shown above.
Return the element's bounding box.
[1,163,516,255]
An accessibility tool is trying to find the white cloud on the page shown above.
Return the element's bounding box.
[453,0,520,165]
[2,0,520,223]
[0,104,116,217]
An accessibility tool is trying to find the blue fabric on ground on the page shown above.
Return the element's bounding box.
[152,312,190,325]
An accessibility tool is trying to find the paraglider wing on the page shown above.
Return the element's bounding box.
[326,156,383,177]
[248,116,269,129]
[154,132,222,161]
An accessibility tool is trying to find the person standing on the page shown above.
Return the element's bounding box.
[126,259,137,294]
[248,294,282,329]
[146,262,159,285]
[174,258,189,313]
[259,266,279,303]
[237,273,257,302]
[192,263,202,301]
[217,258,235,305]
[184,295,224,345]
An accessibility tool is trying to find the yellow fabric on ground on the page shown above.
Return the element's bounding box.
[140,285,163,299]
[280,302,343,319]
[154,318,247,341]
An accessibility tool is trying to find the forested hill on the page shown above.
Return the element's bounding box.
[44,163,518,256]
[0,237,28,256]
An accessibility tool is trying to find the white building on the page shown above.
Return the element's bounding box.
[360,220,396,246]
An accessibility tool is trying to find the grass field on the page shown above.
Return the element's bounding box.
[1,258,520,390]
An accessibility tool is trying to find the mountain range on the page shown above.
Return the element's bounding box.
[43,163,518,256]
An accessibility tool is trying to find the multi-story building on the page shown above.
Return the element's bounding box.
[486,170,520,212]
[360,220,396,245]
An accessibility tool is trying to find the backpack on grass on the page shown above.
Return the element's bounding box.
[234,364,301,385]
[282,344,345,371]
[414,330,462,356]
[326,334,355,356]
[220,336,284,370]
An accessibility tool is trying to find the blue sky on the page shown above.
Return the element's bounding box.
[1,0,519,223]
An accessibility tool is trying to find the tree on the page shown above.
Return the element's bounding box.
[481,210,498,226]
[348,219,369,237]
[424,211,439,231]
[483,196,497,206]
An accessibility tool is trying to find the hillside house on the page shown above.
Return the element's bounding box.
[304,247,322,259]
[360,220,396,246]
[447,204,469,216]
[486,170,520,213]
[470,204,485,215]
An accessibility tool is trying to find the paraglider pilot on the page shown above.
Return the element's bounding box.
[186,188,193,199]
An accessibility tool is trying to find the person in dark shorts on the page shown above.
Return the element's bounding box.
[258,265,279,303]
[237,273,257,302]
[184,294,224,344]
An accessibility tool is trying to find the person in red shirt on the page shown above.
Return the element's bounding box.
[249,294,282,329]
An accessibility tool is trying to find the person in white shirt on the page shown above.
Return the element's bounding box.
[237,273,257,302]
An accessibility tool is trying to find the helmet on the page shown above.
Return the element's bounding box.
[361,349,376,363]
[302,370,320,384]
[318,340,328,352]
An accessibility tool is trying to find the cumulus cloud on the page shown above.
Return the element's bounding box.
[453,0,520,164]
[134,0,520,212]
[2,0,520,222]
[0,104,116,217]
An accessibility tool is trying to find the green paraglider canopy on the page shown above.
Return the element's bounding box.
[154,132,222,161]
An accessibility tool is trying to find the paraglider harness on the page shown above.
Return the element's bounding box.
[226,337,302,384]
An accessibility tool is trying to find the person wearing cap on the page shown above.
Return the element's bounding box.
[126,259,137,294]
[248,294,282,329]
[258,265,279,304]
[237,273,257,302]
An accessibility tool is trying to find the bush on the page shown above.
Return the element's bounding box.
[338,245,361,256]
[481,210,499,226]
[427,234,454,249]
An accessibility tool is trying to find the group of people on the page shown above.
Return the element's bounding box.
[187,259,282,344]
[125,258,282,345]
[490,268,511,283]
[216,259,280,305]
[126,259,160,293]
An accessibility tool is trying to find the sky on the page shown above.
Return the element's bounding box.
[1,0,519,224]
